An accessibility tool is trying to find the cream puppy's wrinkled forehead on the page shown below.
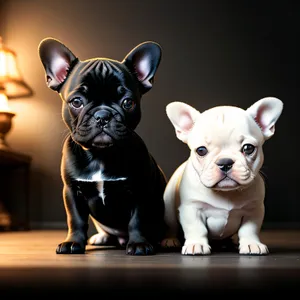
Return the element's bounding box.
[166,97,283,146]
[189,106,264,148]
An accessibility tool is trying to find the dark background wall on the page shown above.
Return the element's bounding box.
[0,0,298,228]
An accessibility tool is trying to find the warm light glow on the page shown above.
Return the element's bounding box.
[0,49,21,80]
[0,92,12,113]
[0,36,33,99]
[0,38,28,148]
[0,51,6,77]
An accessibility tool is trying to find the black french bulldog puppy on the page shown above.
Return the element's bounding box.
[38,38,166,255]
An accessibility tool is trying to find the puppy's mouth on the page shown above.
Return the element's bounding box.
[72,129,115,150]
[213,176,240,191]
[73,115,132,150]
[91,132,114,148]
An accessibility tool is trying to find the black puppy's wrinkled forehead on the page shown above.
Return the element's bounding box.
[60,59,140,104]
[39,38,162,124]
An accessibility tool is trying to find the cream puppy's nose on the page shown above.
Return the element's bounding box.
[216,158,234,173]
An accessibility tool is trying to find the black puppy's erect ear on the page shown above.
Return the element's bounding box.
[38,38,78,91]
[122,41,162,94]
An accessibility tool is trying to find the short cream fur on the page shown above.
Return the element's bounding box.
[161,97,283,255]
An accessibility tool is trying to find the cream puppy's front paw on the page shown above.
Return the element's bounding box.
[88,232,112,245]
[161,238,181,248]
[239,240,269,255]
[181,240,211,255]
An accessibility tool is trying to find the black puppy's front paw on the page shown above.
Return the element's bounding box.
[56,242,85,254]
[126,241,155,255]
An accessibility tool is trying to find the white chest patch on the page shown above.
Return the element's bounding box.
[76,170,127,205]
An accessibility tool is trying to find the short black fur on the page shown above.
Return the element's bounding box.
[38,38,166,255]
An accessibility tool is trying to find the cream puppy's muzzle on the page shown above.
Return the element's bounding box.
[188,106,265,191]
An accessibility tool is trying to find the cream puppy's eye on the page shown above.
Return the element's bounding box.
[196,146,208,156]
[242,144,255,155]
[70,97,84,109]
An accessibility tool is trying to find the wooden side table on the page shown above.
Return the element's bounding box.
[0,146,32,231]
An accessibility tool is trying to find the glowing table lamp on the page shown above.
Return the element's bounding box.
[0,36,33,148]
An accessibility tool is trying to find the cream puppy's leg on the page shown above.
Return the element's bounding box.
[179,203,211,255]
[88,216,112,245]
[89,218,128,247]
[160,163,186,249]
[238,205,269,255]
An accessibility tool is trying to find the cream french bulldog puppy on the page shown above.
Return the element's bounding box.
[161,97,283,255]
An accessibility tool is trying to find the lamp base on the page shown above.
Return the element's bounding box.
[0,111,15,148]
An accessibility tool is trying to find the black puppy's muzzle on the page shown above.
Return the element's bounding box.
[94,110,112,126]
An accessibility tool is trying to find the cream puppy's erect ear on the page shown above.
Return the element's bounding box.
[166,102,200,143]
[246,97,283,140]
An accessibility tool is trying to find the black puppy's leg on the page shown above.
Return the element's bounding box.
[126,206,154,256]
[56,185,90,254]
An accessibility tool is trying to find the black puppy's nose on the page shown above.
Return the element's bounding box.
[216,158,234,173]
[94,110,112,126]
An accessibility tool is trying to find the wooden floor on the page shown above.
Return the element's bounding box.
[0,229,299,295]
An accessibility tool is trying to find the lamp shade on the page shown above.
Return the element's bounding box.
[0,37,33,99]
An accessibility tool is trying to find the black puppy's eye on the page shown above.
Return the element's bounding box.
[196,146,208,156]
[70,97,83,109]
[122,98,135,111]
[242,144,255,155]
